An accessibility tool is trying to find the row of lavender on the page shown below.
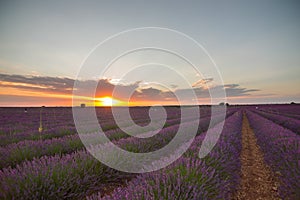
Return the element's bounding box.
[0,111,211,169]
[254,104,300,120]
[88,111,243,199]
[246,111,300,199]
[0,107,191,135]
[0,107,180,146]
[0,107,237,169]
[0,108,235,199]
[0,106,215,146]
[0,107,74,135]
[253,109,300,134]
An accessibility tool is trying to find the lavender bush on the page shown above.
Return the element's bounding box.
[0,111,211,169]
[88,111,243,200]
[254,110,300,134]
[246,111,300,199]
[0,108,236,199]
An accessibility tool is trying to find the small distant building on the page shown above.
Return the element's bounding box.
[80,103,86,108]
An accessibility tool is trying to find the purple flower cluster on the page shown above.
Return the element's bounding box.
[0,126,77,146]
[255,104,300,119]
[254,110,300,134]
[0,106,237,170]
[0,107,180,146]
[88,111,243,200]
[246,111,300,199]
[0,150,132,199]
[0,108,236,199]
[0,107,208,145]
[0,112,209,169]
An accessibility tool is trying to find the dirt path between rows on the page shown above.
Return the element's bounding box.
[234,113,280,200]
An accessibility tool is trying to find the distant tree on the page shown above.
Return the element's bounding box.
[225,103,229,106]
[219,102,225,106]
[291,102,296,105]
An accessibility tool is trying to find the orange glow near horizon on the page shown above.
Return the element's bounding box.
[0,83,280,107]
[101,97,113,106]
[93,96,126,107]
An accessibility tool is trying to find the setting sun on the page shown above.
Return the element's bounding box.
[101,97,113,106]
[94,96,125,107]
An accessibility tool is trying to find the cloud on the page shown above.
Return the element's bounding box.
[0,73,260,105]
[170,84,178,89]
[131,87,176,102]
[223,84,259,97]
[192,78,214,87]
[0,73,74,94]
[96,79,140,100]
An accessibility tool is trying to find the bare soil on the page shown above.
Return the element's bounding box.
[233,113,281,200]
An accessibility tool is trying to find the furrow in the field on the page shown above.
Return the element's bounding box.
[233,113,280,199]
[246,111,300,199]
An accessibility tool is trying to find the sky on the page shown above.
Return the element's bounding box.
[0,0,299,106]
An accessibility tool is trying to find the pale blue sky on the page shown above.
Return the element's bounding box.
[0,0,299,105]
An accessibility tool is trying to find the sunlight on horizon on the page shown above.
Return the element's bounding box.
[94,96,124,107]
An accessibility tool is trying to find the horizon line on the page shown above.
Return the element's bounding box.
[0,102,298,108]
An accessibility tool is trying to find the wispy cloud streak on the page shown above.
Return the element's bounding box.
[0,73,260,105]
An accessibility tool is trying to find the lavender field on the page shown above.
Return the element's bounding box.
[0,105,299,200]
